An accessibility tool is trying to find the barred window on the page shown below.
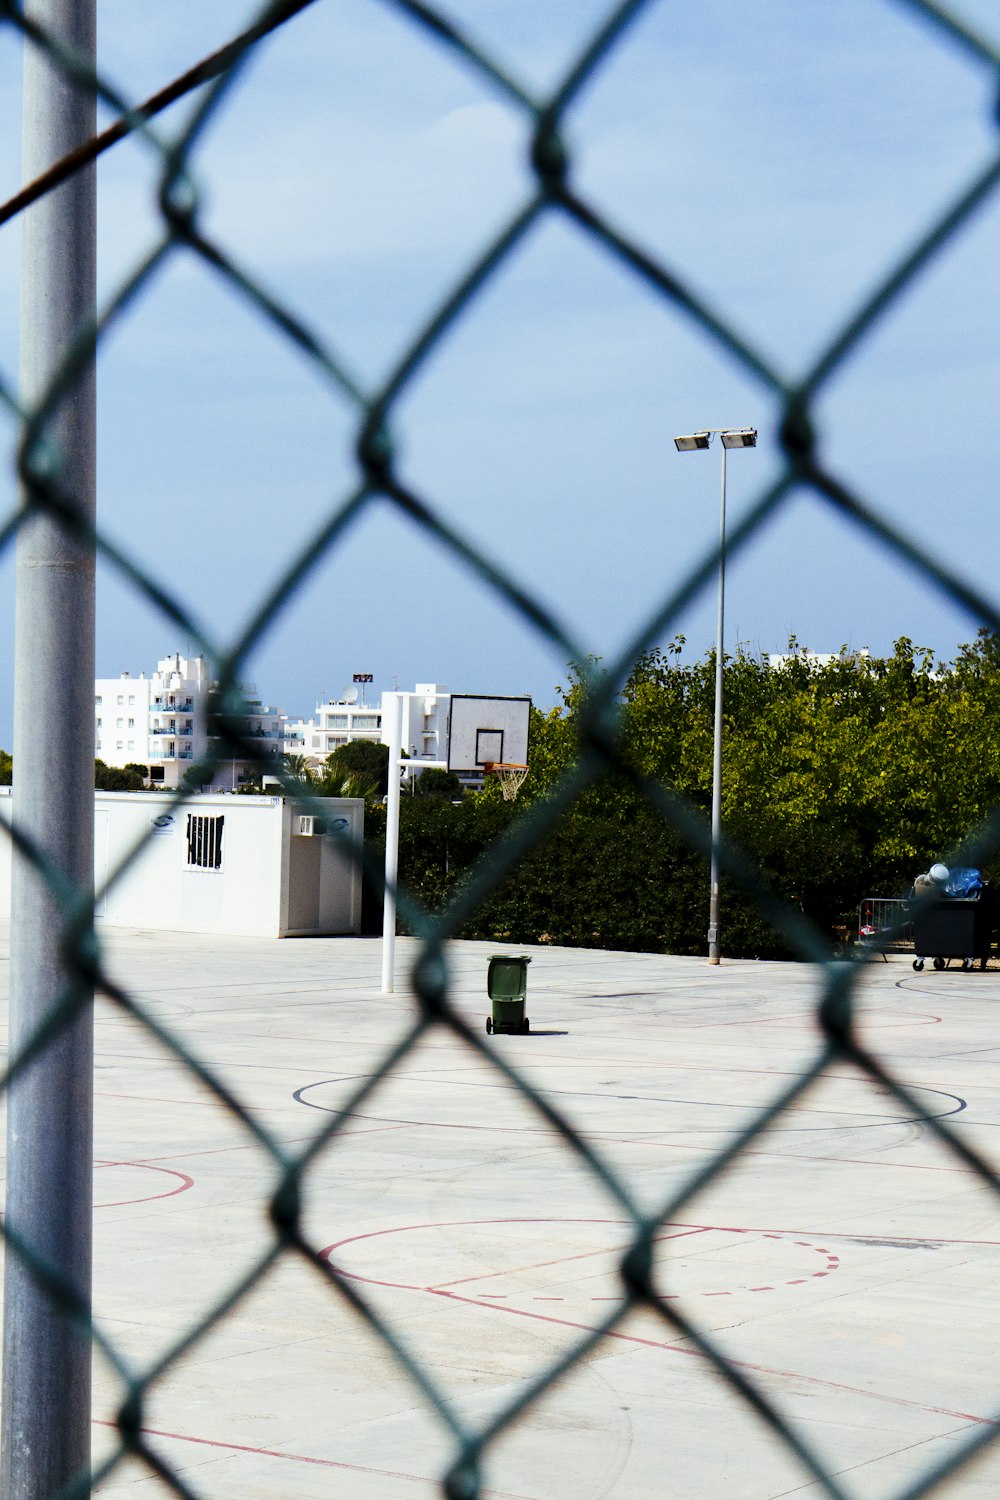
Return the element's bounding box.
[186,814,224,870]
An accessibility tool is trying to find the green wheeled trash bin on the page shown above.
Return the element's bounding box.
[486,954,531,1035]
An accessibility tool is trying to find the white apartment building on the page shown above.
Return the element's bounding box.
[96,653,283,791]
[283,683,454,783]
[284,694,384,766]
[382,684,451,774]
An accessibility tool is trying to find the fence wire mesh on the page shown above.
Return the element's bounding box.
[2,0,1000,1495]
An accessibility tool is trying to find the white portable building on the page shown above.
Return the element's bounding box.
[0,790,364,939]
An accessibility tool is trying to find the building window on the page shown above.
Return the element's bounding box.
[117,695,124,705]
[128,696,135,706]
[187,814,224,870]
[128,718,135,729]
[96,717,101,728]
[95,695,102,705]
[127,740,135,752]
[116,741,123,751]
[325,714,349,729]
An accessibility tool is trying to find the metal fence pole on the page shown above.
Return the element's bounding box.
[2,3,96,1496]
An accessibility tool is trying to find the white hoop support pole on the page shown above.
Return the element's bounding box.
[381,693,403,994]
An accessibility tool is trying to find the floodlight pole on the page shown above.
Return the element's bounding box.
[673,428,756,965]
[3,2,97,1497]
[708,443,727,966]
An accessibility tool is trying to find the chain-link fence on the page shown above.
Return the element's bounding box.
[2,0,1000,1495]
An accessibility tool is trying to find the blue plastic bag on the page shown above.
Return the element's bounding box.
[943,866,983,898]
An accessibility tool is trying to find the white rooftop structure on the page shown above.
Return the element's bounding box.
[768,649,871,671]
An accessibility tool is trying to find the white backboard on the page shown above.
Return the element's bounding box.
[447,695,531,773]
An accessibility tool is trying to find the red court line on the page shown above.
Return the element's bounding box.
[323,1217,994,1424]
[333,1220,839,1302]
[91,1420,536,1497]
[429,1225,709,1291]
[429,1290,998,1430]
[94,1160,193,1208]
[126,1123,411,1168]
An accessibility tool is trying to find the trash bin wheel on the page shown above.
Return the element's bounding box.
[912,958,924,971]
[933,956,945,971]
[522,1017,529,1034]
[486,1016,492,1034]
[962,957,974,971]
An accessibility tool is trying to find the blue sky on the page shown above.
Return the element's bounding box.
[0,0,998,736]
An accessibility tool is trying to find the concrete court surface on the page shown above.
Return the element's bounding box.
[2,925,1000,1498]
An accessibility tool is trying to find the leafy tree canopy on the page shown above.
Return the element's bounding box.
[95,759,146,792]
[324,739,390,797]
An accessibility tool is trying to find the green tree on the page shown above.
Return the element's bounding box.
[282,752,315,788]
[324,739,390,796]
[95,759,146,792]
[413,767,462,799]
[359,636,1000,958]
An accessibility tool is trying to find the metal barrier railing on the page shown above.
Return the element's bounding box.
[2,1,1000,1496]
[857,896,913,953]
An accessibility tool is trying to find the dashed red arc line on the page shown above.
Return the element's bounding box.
[337,1220,839,1302]
[320,1218,998,1429]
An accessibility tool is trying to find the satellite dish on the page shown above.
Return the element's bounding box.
[343,687,359,704]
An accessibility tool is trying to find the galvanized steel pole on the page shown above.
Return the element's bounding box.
[707,444,726,966]
[2,3,96,1496]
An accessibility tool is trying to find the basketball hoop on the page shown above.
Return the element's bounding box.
[483,761,528,801]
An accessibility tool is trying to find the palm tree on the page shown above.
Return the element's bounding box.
[315,762,378,802]
[281,752,316,793]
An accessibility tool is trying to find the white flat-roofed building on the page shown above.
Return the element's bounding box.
[284,693,384,768]
[0,789,364,938]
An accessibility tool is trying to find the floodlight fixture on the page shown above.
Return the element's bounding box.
[720,428,757,449]
[673,431,711,452]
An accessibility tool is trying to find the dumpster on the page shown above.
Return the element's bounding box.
[486,954,531,1034]
[912,896,994,971]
